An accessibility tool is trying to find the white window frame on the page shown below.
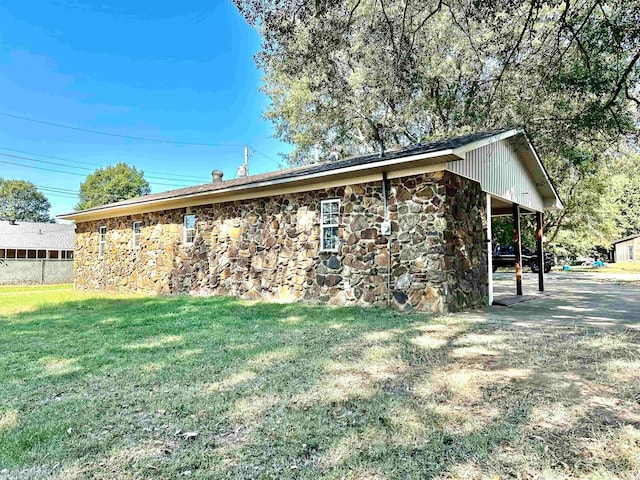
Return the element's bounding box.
[98,226,107,258]
[629,245,635,261]
[184,214,196,244]
[132,221,141,248]
[320,199,340,252]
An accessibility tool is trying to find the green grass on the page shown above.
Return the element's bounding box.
[566,261,640,274]
[1,285,639,479]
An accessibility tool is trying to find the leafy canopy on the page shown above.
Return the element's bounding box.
[234,0,640,255]
[76,163,150,210]
[0,179,52,223]
[235,0,639,162]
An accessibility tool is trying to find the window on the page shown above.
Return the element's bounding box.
[98,226,107,258]
[132,221,142,248]
[320,199,340,252]
[184,214,196,244]
[629,245,635,261]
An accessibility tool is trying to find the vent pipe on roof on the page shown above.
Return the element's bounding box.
[8,219,16,226]
[211,170,224,183]
[327,144,343,162]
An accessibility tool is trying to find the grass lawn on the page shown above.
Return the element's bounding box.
[1,286,639,479]
[565,261,640,275]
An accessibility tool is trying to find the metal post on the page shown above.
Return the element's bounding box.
[536,211,544,292]
[486,194,494,305]
[513,203,523,296]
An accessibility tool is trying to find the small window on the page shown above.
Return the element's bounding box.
[132,221,142,248]
[98,226,107,258]
[184,215,196,244]
[320,199,340,252]
[629,246,635,261]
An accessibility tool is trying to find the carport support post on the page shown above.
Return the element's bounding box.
[486,194,493,305]
[536,211,544,292]
[512,203,523,296]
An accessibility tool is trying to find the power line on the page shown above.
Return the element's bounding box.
[0,113,286,172]
[38,191,78,200]
[0,159,195,189]
[0,112,288,182]
[0,146,208,182]
[35,185,78,194]
[0,111,246,147]
[34,185,78,199]
[249,146,283,168]
[0,152,197,185]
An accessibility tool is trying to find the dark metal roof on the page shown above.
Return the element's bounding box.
[61,129,510,217]
[0,221,75,250]
[612,233,640,245]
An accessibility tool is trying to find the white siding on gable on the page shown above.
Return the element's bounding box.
[615,237,640,262]
[447,139,545,212]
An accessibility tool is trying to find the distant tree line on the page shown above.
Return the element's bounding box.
[0,163,150,223]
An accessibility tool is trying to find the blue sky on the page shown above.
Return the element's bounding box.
[0,1,291,217]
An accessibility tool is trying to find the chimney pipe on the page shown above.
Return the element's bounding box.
[8,219,16,226]
[211,170,224,183]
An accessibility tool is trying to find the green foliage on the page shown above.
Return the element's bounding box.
[610,148,640,238]
[0,179,52,223]
[235,0,639,164]
[76,163,150,210]
[235,0,640,256]
[492,217,536,251]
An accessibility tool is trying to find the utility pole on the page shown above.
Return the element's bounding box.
[238,146,253,178]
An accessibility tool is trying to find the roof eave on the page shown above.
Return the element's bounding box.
[57,149,456,222]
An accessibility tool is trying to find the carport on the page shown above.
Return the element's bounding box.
[488,198,547,305]
[443,129,563,305]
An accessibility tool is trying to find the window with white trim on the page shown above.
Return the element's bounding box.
[98,226,107,258]
[184,214,196,244]
[320,199,340,252]
[132,221,141,248]
[629,245,635,261]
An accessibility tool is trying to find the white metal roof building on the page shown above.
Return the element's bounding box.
[0,221,75,259]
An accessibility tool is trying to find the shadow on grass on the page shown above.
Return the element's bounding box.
[0,293,639,479]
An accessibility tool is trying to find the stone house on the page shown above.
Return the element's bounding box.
[59,129,561,313]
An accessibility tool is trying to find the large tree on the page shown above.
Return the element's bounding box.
[234,0,640,254]
[235,0,638,161]
[76,163,150,210]
[0,179,53,223]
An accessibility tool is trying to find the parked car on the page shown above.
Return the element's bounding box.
[492,245,554,273]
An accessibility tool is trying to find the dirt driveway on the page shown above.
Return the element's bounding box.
[484,271,640,330]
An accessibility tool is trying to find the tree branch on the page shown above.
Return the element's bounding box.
[603,49,640,110]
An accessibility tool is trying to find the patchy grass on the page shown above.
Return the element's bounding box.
[0,285,639,479]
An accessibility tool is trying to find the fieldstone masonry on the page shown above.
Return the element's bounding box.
[74,171,488,313]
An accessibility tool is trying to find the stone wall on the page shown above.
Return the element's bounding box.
[74,171,487,312]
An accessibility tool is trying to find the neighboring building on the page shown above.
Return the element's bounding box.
[59,129,562,313]
[0,221,75,285]
[0,221,75,259]
[612,233,640,263]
